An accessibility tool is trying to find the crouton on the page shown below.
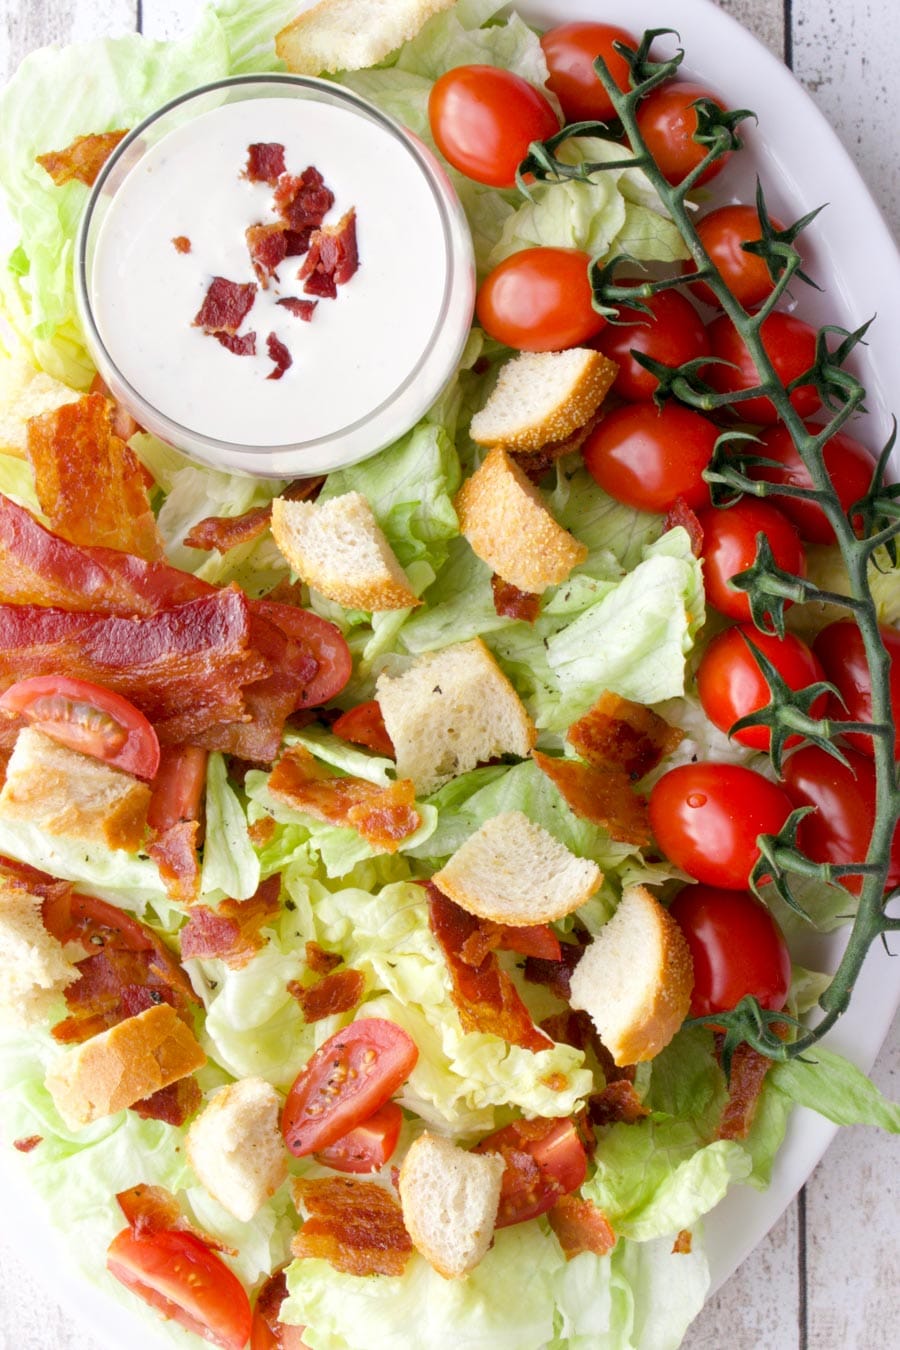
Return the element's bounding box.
[0,881,78,1026]
[375,638,535,794]
[271,491,420,612]
[398,1132,505,1278]
[455,447,588,593]
[45,1003,206,1131]
[0,727,150,853]
[187,1077,288,1222]
[568,885,694,1066]
[432,810,602,925]
[469,349,617,451]
[0,355,79,459]
[276,0,456,75]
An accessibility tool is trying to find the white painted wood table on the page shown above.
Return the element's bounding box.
[0,1,897,1347]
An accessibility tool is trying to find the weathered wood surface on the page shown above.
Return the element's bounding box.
[0,1,897,1347]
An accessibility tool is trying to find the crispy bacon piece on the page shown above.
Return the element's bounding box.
[26,393,163,561]
[215,330,257,357]
[289,968,365,1023]
[567,691,684,782]
[715,1035,779,1141]
[514,408,605,484]
[132,1076,202,1126]
[665,496,704,557]
[427,884,553,1053]
[299,209,359,298]
[36,130,127,186]
[179,876,281,969]
[116,1184,237,1255]
[331,701,394,758]
[0,852,72,904]
[277,296,318,322]
[245,142,287,185]
[523,939,587,1003]
[283,228,313,257]
[458,921,561,968]
[194,277,257,334]
[147,745,208,906]
[253,1270,311,1349]
[172,235,192,255]
[266,332,293,380]
[491,575,541,623]
[532,749,652,847]
[274,166,334,233]
[246,223,287,287]
[184,476,324,554]
[589,1079,649,1127]
[306,940,342,975]
[672,1229,693,1254]
[89,372,142,444]
[548,1195,616,1260]
[291,1177,412,1277]
[268,745,421,851]
[13,1135,42,1153]
[148,819,202,907]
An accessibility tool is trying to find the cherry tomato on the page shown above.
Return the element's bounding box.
[813,620,900,758]
[635,81,730,187]
[476,247,605,352]
[696,625,826,750]
[331,701,395,758]
[540,22,637,122]
[747,423,878,544]
[782,744,900,895]
[251,1269,310,1350]
[684,204,786,310]
[473,1117,587,1227]
[648,762,793,889]
[107,1228,252,1350]
[0,674,160,779]
[582,402,717,512]
[147,744,208,833]
[697,499,806,622]
[669,885,791,1018]
[593,289,711,401]
[315,1100,403,1174]
[705,312,820,425]
[281,1019,418,1157]
[254,599,352,709]
[428,64,559,188]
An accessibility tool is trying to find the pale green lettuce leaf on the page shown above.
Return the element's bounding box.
[0,817,165,908]
[155,465,283,573]
[610,1236,710,1350]
[200,752,261,901]
[769,1046,900,1131]
[0,449,41,511]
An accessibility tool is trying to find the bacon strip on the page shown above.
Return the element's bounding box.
[459,921,561,968]
[567,692,684,781]
[268,745,421,851]
[716,1036,778,1141]
[179,876,281,969]
[532,749,652,848]
[116,1183,236,1255]
[36,130,128,186]
[427,884,552,1054]
[278,297,318,322]
[291,1177,412,1277]
[491,575,541,623]
[132,1076,202,1127]
[183,477,324,554]
[548,1195,616,1259]
[289,968,365,1023]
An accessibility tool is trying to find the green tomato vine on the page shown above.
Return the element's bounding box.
[519,28,900,1068]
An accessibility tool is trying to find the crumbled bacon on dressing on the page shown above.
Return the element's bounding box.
[567,691,684,781]
[548,1195,617,1260]
[268,744,421,851]
[244,142,287,185]
[194,277,257,334]
[532,749,653,848]
[299,209,359,298]
[172,235,192,254]
[179,876,281,969]
[266,332,293,380]
[215,331,257,357]
[277,296,318,322]
[246,223,288,287]
[36,130,128,186]
[289,967,365,1023]
[491,575,541,623]
[291,1176,412,1277]
[274,166,335,233]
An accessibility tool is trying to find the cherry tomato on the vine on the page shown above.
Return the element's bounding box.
[476,247,605,351]
[684,204,787,310]
[812,619,900,758]
[473,1117,587,1227]
[697,499,806,622]
[648,762,793,889]
[582,402,717,512]
[0,675,160,779]
[747,423,878,544]
[696,625,826,750]
[428,64,559,188]
[705,312,821,425]
[540,22,637,122]
[635,81,731,187]
[669,885,792,1018]
[593,288,711,402]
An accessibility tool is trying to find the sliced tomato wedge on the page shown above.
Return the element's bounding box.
[331,701,395,758]
[281,1019,418,1157]
[107,1227,252,1350]
[251,1269,310,1350]
[254,600,352,709]
[147,744,209,832]
[315,1100,404,1174]
[473,1117,588,1228]
[0,674,160,779]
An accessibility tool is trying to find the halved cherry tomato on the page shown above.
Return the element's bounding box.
[782,744,900,895]
[281,1019,418,1157]
[477,247,605,352]
[147,744,208,833]
[697,499,806,622]
[315,1100,403,1174]
[0,674,160,779]
[540,21,637,122]
[582,402,717,512]
[669,885,791,1018]
[331,701,395,758]
[812,620,900,758]
[705,312,820,425]
[593,288,711,401]
[648,762,793,889]
[634,81,731,186]
[251,1269,309,1350]
[473,1117,587,1227]
[747,423,878,544]
[684,204,787,310]
[696,625,826,750]
[254,600,352,709]
[107,1227,252,1350]
[428,65,559,188]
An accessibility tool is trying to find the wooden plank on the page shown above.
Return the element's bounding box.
[683,1206,800,1349]
[1,0,136,80]
[715,0,786,58]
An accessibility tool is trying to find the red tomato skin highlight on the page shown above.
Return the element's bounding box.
[428,64,559,188]
[635,81,730,186]
[748,423,879,544]
[473,1117,587,1227]
[315,1100,403,1174]
[696,625,826,750]
[705,312,820,425]
[648,762,793,889]
[540,22,637,122]
[669,885,791,1018]
[812,620,900,759]
[593,289,711,402]
[476,247,605,352]
[685,204,786,310]
[697,499,806,622]
[582,402,717,512]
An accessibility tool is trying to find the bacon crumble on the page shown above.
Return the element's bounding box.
[37,130,128,186]
[277,296,318,322]
[491,574,541,623]
[244,142,288,186]
[13,1135,42,1153]
[288,967,365,1023]
[246,222,288,287]
[567,692,685,782]
[715,1033,783,1140]
[179,876,281,969]
[299,208,359,298]
[548,1195,617,1259]
[268,744,421,851]
[291,1176,412,1277]
[172,235,192,254]
[266,332,293,380]
[194,277,257,335]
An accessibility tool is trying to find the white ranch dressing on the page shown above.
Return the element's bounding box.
[90,96,450,449]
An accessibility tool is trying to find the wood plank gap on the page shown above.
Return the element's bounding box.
[797,1184,808,1350]
[136,0,143,34]
[783,0,793,69]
